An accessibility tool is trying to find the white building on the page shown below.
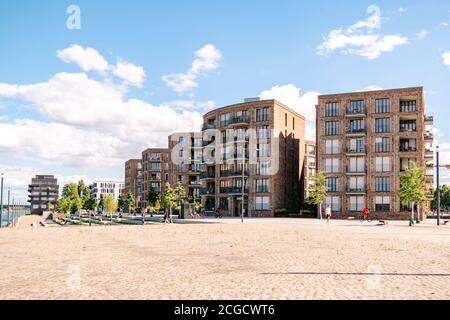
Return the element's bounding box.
[90,180,124,201]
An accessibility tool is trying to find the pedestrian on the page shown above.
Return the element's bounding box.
[325,205,332,224]
[141,211,145,225]
[163,208,169,223]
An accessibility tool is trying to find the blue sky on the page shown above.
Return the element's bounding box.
[1,0,449,201]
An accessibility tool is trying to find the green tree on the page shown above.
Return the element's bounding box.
[400,163,427,225]
[117,195,125,212]
[307,171,328,219]
[123,191,136,213]
[84,197,98,211]
[163,183,177,221]
[431,185,450,211]
[78,180,91,209]
[147,185,159,209]
[60,182,83,214]
[103,195,118,221]
[57,197,72,214]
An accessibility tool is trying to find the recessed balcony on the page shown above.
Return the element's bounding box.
[202,123,217,131]
[199,188,215,196]
[220,170,249,178]
[346,185,367,194]
[229,116,250,127]
[219,187,249,194]
[346,166,367,175]
[345,128,366,137]
[346,146,366,156]
[345,107,366,117]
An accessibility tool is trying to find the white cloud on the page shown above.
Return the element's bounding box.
[416,30,429,40]
[442,51,450,66]
[162,44,222,94]
[57,44,110,72]
[439,22,448,28]
[398,7,408,13]
[112,60,146,87]
[362,85,384,91]
[259,84,319,141]
[317,6,409,60]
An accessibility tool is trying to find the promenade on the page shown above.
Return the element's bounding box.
[0,218,449,300]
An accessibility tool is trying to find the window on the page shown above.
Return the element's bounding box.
[325,102,340,117]
[400,138,417,152]
[347,100,365,114]
[375,118,390,133]
[256,108,269,122]
[375,196,390,212]
[325,140,340,154]
[256,161,270,175]
[220,113,230,127]
[178,163,184,172]
[349,196,365,211]
[256,179,269,193]
[400,119,416,132]
[375,157,391,172]
[257,143,270,157]
[375,137,390,153]
[255,196,270,210]
[348,139,365,153]
[400,158,416,171]
[326,177,339,192]
[151,163,161,170]
[326,196,341,212]
[256,126,269,139]
[348,177,365,192]
[349,157,365,173]
[325,121,340,135]
[375,98,390,113]
[325,158,340,173]
[348,119,365,133]
[375,177,390,192]
[400,100,417,112]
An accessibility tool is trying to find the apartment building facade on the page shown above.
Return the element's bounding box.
[303,140,317,201]
[90,180,124,201]
[124,159,142,203]
[140,148,170,208]
[28,175,59,215]
[316,87,434,220]
[200,99,306,217]
[168,132,203,202]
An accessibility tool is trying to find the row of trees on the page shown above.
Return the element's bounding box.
[307,164,429,223]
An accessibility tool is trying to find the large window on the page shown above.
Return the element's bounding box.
[255,179,269,193]
[375,177,390,192]
[375,157,391,172]
[400,119,417,132]
[400,100,417,112]
[256,126,270,139]
[375,98,390,113]
[151,163,161,170]
[375,196,390,212]
[375,137,390,153]
[348,119,365,133]
[348,139,365,153]
[326,177,339,192]
[325,102,340,117]
[348,177,365,192]
[256,161,270,175]
[400,158,416,171]
[257,143,270,157]
[349,157,365,173]
[325,140,340,154]
[349,196,365,211]
[348,100,365,114]
[256,108,270,122]
[255,196,270,210]
[220,113,230,127]
[326,196,341,212]
[325,121,340,136]
[325,158,340,173]
[375,118,390,133]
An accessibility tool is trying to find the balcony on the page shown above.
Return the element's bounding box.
[188,180,202,187]
[346,166,367,175]
[346,186,367,194]
[255,187,270,193]
[219,187,249,194]
[346,107,366,117]
[345,128,366,137]
[220,170,249,177]
[199,188,215,196]
[229,116,251,127]
[202,140,216,147]
[399,146,417,152]
[424,132,434,140]
[346,146,366,156]
[202,123,216,131]
[425,148,434,158]
[424,115,434,123]
[200,172,215,180]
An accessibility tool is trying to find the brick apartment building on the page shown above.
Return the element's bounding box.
[316,87,434,220]
[303,140,316,201]
[200,98,306,217]
[140,148,170,208]
[28,175,59,215]
[124,159,142,203]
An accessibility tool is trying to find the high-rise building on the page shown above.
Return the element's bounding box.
[316,87,434,219]
[28,175,59,215]
[90,180,124,201]
[141,148,170,208]
[200,98,306,217]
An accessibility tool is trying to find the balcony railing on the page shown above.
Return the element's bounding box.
[219,187,249,194]
[229,117,251,126]
[220,170,249,177]
[424,115,434,122]
[346,146,366,154]
[424,132,434,140]
[399,126,417,132]
[200,172,215,179]
[202,123,217,131]
[255,187,270,193]
[203,140,216,147]
[346,166,367,174]
[346,186,367,193]
[399,146,417,152]
[346,107,366,116]
[199,188,215,196]
[346,128,366,135]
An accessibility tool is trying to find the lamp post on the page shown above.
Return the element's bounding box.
[7,188,10,227]
[437,146,440,226]
[241,146,245,224]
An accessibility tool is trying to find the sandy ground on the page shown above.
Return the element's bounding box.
[0,218,449,300]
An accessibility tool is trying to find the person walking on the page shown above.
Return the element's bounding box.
[141,211,145,225]
[162,208,169,223]
[325,205,332,224]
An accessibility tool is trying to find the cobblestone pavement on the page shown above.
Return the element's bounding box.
[0,219,449,299]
